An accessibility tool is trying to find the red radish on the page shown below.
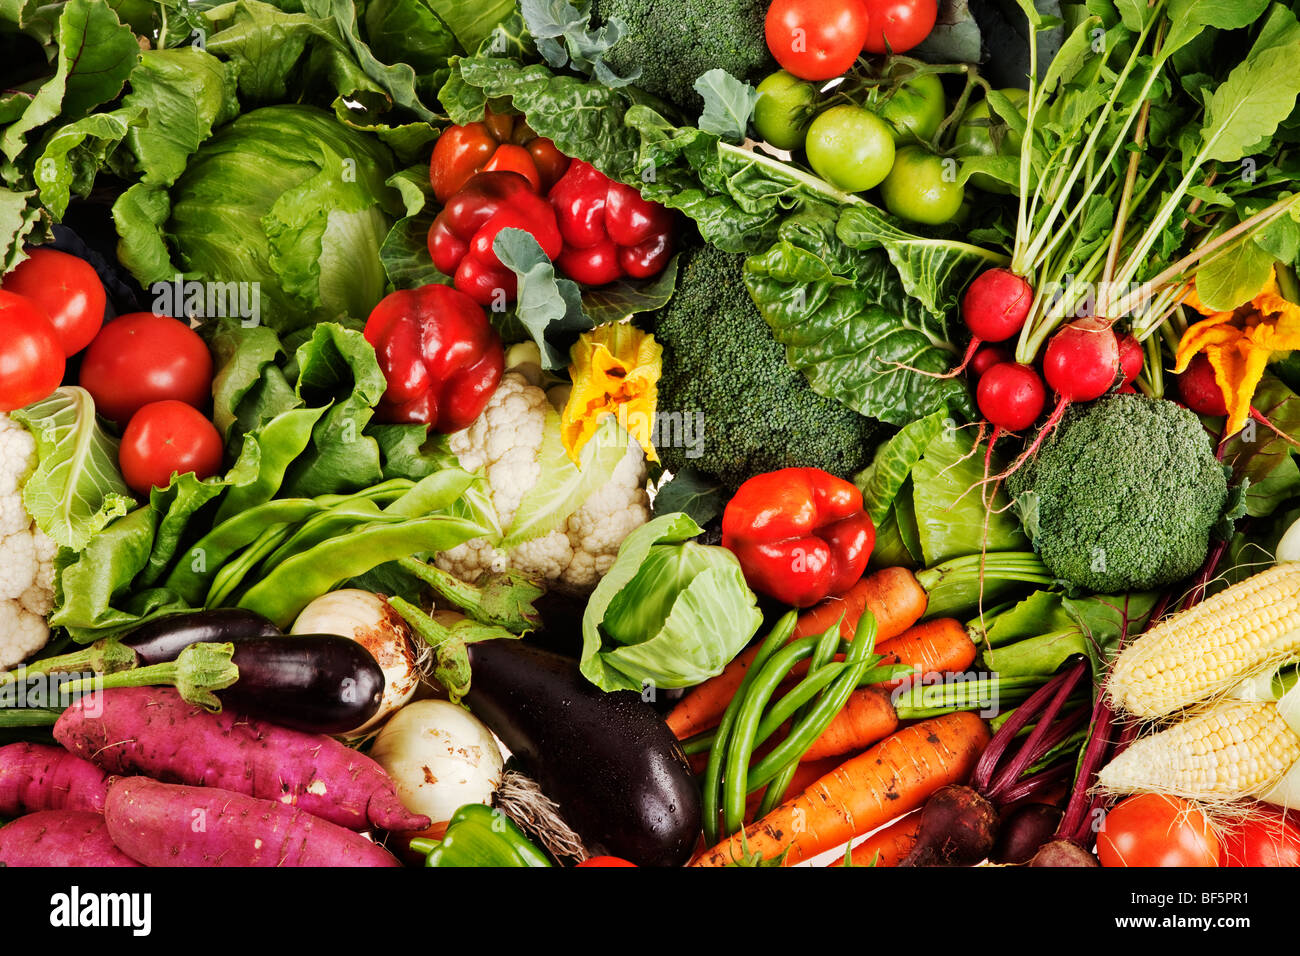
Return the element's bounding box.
[963,268,1035,342]
[977,363,1046,432]
[971,345,1013,379]
[0,742,112,816]
[893,269,1035,380]
[0,810,142,867]
[1177,353,1228,417]
[1116,333,1143,384]
[991,318,1120,483]
[1042,317,1120,401]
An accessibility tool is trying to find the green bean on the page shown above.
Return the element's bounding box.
[700,611,796,847]
[314,478,414,509]
[747,614,879,794]
[204,524,298,608]
[754,617,850,817]
[382,470,476,518]
[720,634,824,837]
[236,514,488,628]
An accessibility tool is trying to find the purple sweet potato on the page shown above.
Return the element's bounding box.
[0,810,141,867]
[104,777,401,867]
[54,687,427,831]
[0,742,113,816]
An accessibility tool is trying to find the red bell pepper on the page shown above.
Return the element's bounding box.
[429,109,570,203]
[547,159,674,286]
[363,283,505,434]
[427,171,564,307]
[721,468,875,608]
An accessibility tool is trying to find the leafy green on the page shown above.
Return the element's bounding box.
[652,468,725,526]
[854,408,949,524]
[911,426,1029,566]
[580,513,762,692]
[693,68,756,143]
[744,207,974,426]
[522,0,639,87]
[493,227,592,370]
[13,387,136,552]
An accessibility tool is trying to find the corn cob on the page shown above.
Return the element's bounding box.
[1107,563,1300,718]
[1097,700,1300,802]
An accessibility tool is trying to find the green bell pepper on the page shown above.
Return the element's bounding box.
[410,804,552,868]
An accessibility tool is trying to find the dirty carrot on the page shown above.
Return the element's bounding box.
[667,568,928,740]
[833,810,923,867]
[874,618,976,691]
[691,711,991,867]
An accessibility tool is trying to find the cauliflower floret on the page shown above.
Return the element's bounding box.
[0,412,52,667]
[436,372,651,593]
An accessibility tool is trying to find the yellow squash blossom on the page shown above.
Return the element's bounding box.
[561,323,662,463]
[1175,268,1300,436]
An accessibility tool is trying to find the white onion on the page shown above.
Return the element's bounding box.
[291,589,420,736]
[369,699,503,830]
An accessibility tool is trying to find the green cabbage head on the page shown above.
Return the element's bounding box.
[163,104,403,331]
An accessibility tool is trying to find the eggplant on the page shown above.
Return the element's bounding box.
[218,635,385,735]
[121,609,282,664]
[464,640,701,867]
[120,610,384,734]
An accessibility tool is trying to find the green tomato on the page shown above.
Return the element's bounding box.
[880,146,965,225]
[753,71,818,152]
[805,105,896,193]
[878,72,946,145]
[952,88,1028,195]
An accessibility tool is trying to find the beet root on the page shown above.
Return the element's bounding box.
[898,784,999,867]
[1026,839,1100,867]
[992,803,1062,864]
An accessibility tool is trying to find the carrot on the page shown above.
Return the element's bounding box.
[667,568,928,740]
[799,686,899,762]
[874,617,976,690]
[832,811,923,867]
[743,757,842,822]
[690,711,990,867]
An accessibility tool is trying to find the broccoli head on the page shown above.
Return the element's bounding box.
[591,0,774,116]
[649,244,881,491]
[1006,393,1232,593]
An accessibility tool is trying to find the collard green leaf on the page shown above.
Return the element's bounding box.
[13,386,136,552]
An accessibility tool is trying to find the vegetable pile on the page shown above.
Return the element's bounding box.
[2,0,1300,872]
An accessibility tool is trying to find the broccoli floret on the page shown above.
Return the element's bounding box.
[1005,393,1231,593]
[649,245,881,491]
[591,0,774,116]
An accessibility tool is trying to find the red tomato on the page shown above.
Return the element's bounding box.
[1097,794,1221,868]
[1,248,106,356]
[119,400,224,496]
[527,138,571,192]
[577,856,637,867]
[78,313,214,424]
[765,0,870,81]
[0,290,64,412]
[861,0,938,54]
[1221,806,1300,867]
[430,122,499,203]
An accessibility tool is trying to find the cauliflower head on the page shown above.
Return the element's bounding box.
[0,413,54,668]
[435,372,651,593]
